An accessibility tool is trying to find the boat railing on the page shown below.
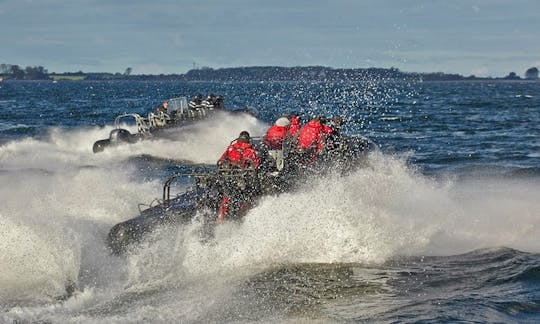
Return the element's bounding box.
[162,167,257,204]
[147,111,171,128]
[162,169,215,203]
[137,198,162,213]
[215,167,258,192]
[114,113,150,134]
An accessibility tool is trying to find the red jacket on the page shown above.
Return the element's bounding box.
[322,125,334,136]
[264,124,288,149]
[289,116,301,136]
[297,119,325,152]
[219,141,260,168]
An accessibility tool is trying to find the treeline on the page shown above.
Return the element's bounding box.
[179,66,536,81]
[181,66,411,82]
[0,64,49,80]
[1,63,539,82]
[0,64,133,81]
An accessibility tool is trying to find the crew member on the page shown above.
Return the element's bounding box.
[214,95,224,109]
[288,113,301,136]
[202,94,216,109]
[324,116,345,154]
[155,101,169,114]
[296,117,328,163]
[327,117,343,135]
[216,131,260,224]
[263,116,290,149]
[189,93,203,109]
[263,116,291,171]
[218,131,260,169]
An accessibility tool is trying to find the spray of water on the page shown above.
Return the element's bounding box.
[1,114,539,317]
[0,111,268,303]
[128,153,540,285]
[87,111,268,164]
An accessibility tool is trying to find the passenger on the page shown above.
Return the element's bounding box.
[324,117,345,153]
[214,95,224,109]
[263,116,291,172]
[327,117,344,135]
[216,131,260,224]
[189,93,203,109]
[202,94,216,109]
[295,116,328,163]
[218,131,260,169]
[155,101,169,114]
[288,113,302,136]
[263,116,290,149]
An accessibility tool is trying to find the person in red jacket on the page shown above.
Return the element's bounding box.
[218,131,260,169]
[324,116,344,151]
[216,131,260,224]
[288,113,301,137]
[263,116,291,171]
[295,117,331,163]
[297,117,325,151]
[263,116,290,149]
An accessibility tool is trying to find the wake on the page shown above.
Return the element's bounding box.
[1,115,539,304]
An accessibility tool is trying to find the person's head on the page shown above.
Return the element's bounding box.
[330,116,342,125]
[163,101,169,107]
[275,116,290,127]
[317,116,327,124]
[238,131,251,143]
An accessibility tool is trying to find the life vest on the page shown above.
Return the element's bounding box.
[297,119,324,152]
[264,124,288,149]
[289,116,301,136]
[219,141,260,169]
[322,125,334,135]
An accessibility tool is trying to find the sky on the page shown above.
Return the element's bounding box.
[1,0,539,77]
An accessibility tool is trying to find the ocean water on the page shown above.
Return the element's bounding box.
[0,80,539,323]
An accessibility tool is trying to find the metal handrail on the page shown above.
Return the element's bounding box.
[113,113,151,134]
[161,167,258,203]
[114,113,144,128]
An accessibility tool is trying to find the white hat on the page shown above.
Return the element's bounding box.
[275,117,290,127]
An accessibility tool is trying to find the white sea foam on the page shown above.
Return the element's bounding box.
[0,111,267,304]
[84,111,268,164]
[0,215,79,302]
[127,152,540,282]
[1,114,540,322]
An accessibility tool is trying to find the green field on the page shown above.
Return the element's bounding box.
[50,75,86,81]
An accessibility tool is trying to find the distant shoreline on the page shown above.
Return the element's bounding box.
[2,78,539,83]
[1,65,538,82]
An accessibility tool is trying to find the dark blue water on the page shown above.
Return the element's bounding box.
[3,80,538,175]
[1,80,539,323]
